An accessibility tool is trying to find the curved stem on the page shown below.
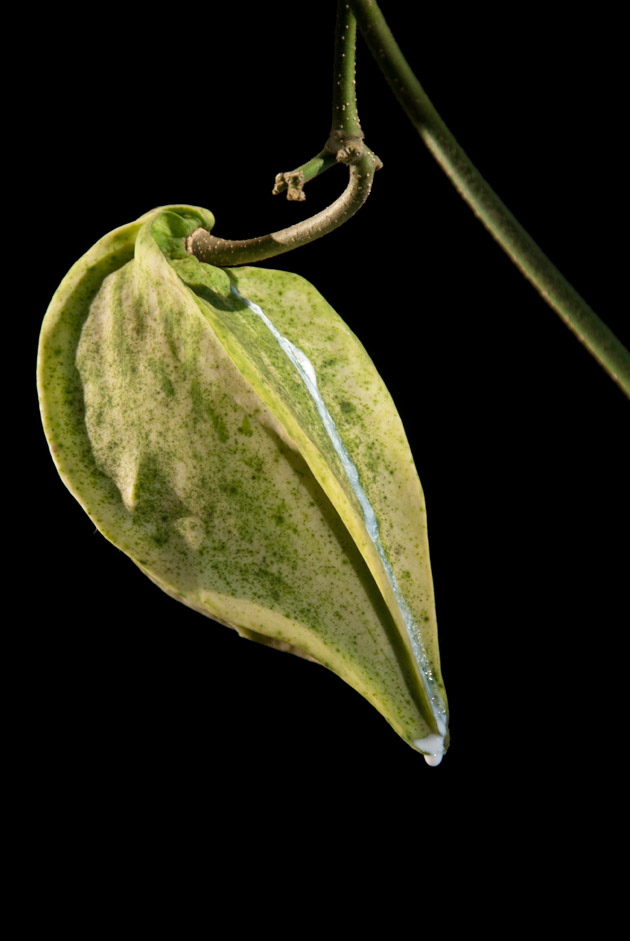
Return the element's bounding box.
[188,150,380,265]
[189,1,381,266]
[349,0,630,397]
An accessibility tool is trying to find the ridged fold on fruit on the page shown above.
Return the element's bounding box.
[37,205,448,758]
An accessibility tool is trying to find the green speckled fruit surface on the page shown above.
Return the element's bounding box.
[37,205,448,758]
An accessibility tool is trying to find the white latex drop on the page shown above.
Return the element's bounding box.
[232,283,447,756]
[414,734,445,766]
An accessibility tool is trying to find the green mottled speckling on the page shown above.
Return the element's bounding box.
[37,204,448,756]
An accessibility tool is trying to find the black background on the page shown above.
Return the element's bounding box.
[23,2,627,890]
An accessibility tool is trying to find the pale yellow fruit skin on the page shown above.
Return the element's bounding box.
[38,205,448,755]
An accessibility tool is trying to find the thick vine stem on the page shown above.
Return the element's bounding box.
[187,149,380,266]
[349,0,630,397]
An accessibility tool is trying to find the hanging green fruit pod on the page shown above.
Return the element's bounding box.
[37,205,448,762]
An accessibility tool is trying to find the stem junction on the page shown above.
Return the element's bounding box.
[188,2,381,267]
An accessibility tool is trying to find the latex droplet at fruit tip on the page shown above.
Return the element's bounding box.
[423,751,443,767]
[414,733,445,767]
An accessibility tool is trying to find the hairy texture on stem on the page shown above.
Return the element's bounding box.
[349,0,630,397]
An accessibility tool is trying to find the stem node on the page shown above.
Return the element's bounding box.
[189,1,379,268]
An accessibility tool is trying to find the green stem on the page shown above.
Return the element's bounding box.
[349,0,630,397]
[189,2,381,266]
[330,1,363,141]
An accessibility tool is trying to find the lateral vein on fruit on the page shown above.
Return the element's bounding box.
[231,283,448,751]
